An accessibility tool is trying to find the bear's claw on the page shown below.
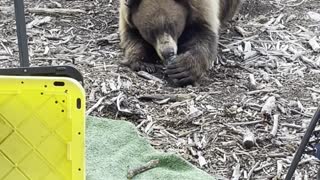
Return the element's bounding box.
[121,59,157,73]
[165,52,202,86]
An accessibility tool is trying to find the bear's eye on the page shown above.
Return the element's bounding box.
[165,23,178,38]
[155,23,175,36]
[138,28,156,44]
[139,22,178,45]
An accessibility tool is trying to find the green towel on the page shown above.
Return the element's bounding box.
[85,116,217,180]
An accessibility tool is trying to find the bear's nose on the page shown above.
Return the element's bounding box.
[161,48,175,60]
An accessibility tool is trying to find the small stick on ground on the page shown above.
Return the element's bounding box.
[309,37,320,52]
[301,56,318,68]
[138,93,194,102]
[270,114,280,137]
[137,71,164,83]
[28,8,86,15]
[281,123,303,130]
[116,92,132,114]
[248,74,257,90]
[231,163,241,180]
[228,120,264,126]
[243,129,256,149]
[127,159,160,180]
[246,88,278,95]
[298,157,318,165]
[261,96,276,120]
[307,87,320,94]
[235,26,251,37]
[247,161,260,180]
[275,160,283,179]
[86,96,106,116]
[254,162,273,172]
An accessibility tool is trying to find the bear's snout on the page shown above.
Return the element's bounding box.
[161,47,175,60]
[155,33,177,62]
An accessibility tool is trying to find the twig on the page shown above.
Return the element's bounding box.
[272,78,283,88]
[270,114,280,137]
[268,153,287,158]
[247,161,260,180]
[116,92,132,114]
[137,71,164,83]
[28,8,86,15]
[0,56,9,60]
[275,160,283,179]
[289,109,313,118]
[243,129,256,149]
[298,157,319,165]
[26,16,52,28]
[308,37,320,52]
[307,87,320,94]
[248,74,257,90]
[247,88,278,95]
[138,93,194,102]
[0,6,13,13]
[285,0,306,7]
[227,120,264,126]
[0,41,12,55]
[127,160,160,180]
[254,162,273,172]
[86,96,106,116]
[235,26,251,37]
[281,123,303,130]
[226,35,259,47]
[261,96,276,120]
[301,56,318,68]
[231,163,241,180]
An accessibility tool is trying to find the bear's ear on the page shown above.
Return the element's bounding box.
[125,0,141,8]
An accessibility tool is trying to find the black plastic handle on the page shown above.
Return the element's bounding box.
[0,66,84,86]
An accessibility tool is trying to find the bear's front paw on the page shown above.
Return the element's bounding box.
[120,58,157,73]
[164,52,203,86]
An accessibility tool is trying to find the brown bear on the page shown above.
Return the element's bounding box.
[119,0,242,86]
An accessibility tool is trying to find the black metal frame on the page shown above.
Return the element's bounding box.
[7,0,84,85]
[13,0,29,67]
[285,106,320,180]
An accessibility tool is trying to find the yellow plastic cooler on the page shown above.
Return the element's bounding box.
[0,76,85,180]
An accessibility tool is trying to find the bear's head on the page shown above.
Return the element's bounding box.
[130,0,188,62]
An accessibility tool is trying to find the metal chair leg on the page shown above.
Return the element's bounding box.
[285,106,320,180]
[13,0,29,67]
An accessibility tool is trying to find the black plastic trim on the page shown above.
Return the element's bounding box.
[0,66,84,86]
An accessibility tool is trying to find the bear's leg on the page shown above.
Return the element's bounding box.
[119,28,159,73]
[165,23,218,86]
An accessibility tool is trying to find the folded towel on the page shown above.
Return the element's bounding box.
[85,116,217,180]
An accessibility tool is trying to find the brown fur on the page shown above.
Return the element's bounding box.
[119,0,242,86]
